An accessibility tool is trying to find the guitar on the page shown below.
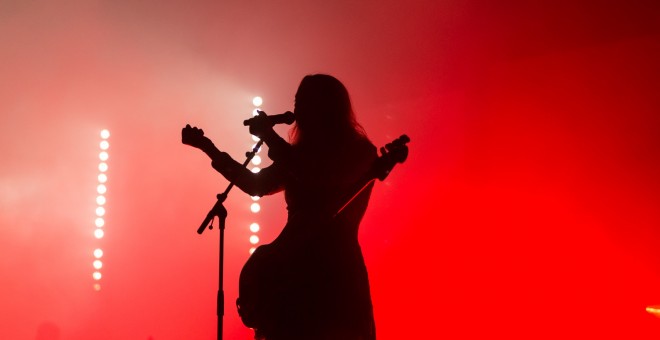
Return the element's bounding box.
[236,134,410,330]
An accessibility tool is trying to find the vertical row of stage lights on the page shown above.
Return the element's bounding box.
[93,129,110,291]
[248,97,263,254]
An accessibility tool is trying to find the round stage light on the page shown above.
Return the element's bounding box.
[96,195,106,205]
[250,203,260,213]
[249,235,259,244]
[99,151,109,161]
[100,140,109,150]
[94,229,104,239]
[93,260,103,269]
[252,97,263,107]
[99,163,108,172]
[94,248,104,258]
[97,184,107,194]
[98,174,107,183]
[93,271,102,280]
[250,223,260,233]
[96,207,105,217]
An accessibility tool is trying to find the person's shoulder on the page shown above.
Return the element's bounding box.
[351,135,377,159]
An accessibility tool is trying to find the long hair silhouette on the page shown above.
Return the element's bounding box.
[290,74,368,148]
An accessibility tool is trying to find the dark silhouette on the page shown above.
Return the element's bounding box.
[183,74,378,340]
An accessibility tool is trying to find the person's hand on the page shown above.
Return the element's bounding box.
[182,124,213,151]
[248,110,275,140]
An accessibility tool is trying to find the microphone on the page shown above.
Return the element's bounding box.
[243,111,295,127]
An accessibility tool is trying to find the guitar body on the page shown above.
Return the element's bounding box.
[236,243,276,329]
[235,135,410,334]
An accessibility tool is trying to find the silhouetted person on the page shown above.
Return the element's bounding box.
[183,74,376,340]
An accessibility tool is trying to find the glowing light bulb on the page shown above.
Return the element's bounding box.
[100,129,110,139]
[94,283,101,291]
[97,184,107,194]
[96,195,106,205]
[249,247,256,254]
[99,151,109,161]
[100,140,109,150]
[252,155,262,165]
[98,174,107,183]
[250,223,260,233]
[251,167,261,173]
[93,271,102,280]
[250,203,260,213]
[94,248,103,258]
[93,260,103,269]
[95,217,105,227]
[96,207,105,216]
[647,306,660,318]
[250,235,259,244]
[251,196,260,201]
[99,163,108,172]
[252,97,263,107]
[94,229,104,239]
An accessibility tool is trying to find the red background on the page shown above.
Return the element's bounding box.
[1,1,659,339]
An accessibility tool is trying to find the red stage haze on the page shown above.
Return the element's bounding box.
[1,1,659,339]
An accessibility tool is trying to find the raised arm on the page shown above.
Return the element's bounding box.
[181,124,284,196]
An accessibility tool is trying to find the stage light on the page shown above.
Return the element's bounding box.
[94,229,104,239]
[248,98,263,255]
[97,184,107,194]
[94,129,109,291]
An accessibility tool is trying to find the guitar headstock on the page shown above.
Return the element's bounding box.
[375,134,410,181]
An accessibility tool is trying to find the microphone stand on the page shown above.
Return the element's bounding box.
[196,139,264,340]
